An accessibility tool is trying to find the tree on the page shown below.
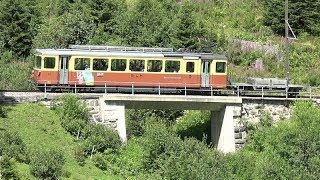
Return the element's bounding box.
[113,0,180,47]
[0,0,40,57]
[33,1,96,48]
[261,0,320,36]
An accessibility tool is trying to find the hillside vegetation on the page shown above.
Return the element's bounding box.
[0,103,115,179]
[1,97,319,179]
[0,0,319,89]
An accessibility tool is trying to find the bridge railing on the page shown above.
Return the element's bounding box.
[35,80,320,99]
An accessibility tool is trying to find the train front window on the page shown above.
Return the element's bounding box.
[44,57,55,69]
[165,60,180,72]
[147,60,162,72]
[111,59,127,71]
[35,56,41,68]
[216,62,226,73]
[186,62,194,73]
[93,59,108,71]
[75,58,90,70]
[130,59,145,72]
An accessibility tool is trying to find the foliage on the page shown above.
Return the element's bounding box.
[244,101,320,179]
[33,1,96,48]
[126,109,184,138]
[0,0,40,57]
[29,148,65,179]
[58,94,89,137]
[261,0,320,36]
[0,155,19,179]
[0,103,110,178]
[174,110,211,143]
[80,124,121,156]
[0,53,36,90]
[0,130,27,162]
[227,40,265,66]
[0,105,7,118]
[94,118,225,179]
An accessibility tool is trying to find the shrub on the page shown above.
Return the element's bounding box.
[111,119,225,179]
[81,124,121,155]
[174,110,211,143]
[0,105,7,118]
[0,57,36,90]
[126,109,184,138]
[0,50,15,64]
[93,139,145,176]
[74,145,87,166]
[0,155,19,179]
[0,130,27,162]
[59,94,89,137]
[29,148,65,179]
[152,137,224,180]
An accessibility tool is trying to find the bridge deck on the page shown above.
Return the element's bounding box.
[102,94,242,110]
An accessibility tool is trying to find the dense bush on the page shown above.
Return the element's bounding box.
[94,118,225,179]
[0,105,7,118]
[240,101,320,179]
[126,109,184,138]
[0,53,36,90]
[0,155,19,179]
[75,124,121,165]
[29,148,65,179]
[81,124,121,155]
[0,130,27,162]
[174,110,211,143]
[58,94,89,137]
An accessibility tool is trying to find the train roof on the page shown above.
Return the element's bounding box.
[35,48,227,60]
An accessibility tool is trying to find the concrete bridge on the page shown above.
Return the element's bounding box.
[102,94,242,153]
[1,92,316,153]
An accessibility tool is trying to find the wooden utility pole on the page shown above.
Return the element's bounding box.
[285,0,289,85]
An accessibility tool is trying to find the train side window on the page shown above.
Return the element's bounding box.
[216,62,226,73]
[44,57,55,69]
[111,59,127,71]
[186,62,194,73]
[93,58,108,71]
[147,60,162,72]
[35,56,41,68]
[130,59,145,72]
[165,60,180,72]
[75,58,90,70]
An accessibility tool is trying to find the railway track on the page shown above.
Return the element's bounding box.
[1,88,320,100]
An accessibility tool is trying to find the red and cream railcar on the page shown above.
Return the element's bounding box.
[32,46,227,91]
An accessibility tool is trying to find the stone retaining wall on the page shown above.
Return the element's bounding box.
[233,102,292,148]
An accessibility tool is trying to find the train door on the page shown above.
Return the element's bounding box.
[201,60,211,87]
[59,56,69,84]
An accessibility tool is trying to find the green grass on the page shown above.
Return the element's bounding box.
[0,103,118,179]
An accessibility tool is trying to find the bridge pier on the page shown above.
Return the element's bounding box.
[211,106,237,153]
[100,98,127,143]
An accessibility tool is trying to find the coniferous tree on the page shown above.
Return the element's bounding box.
[261,0,320,36]
[0,0,40,57]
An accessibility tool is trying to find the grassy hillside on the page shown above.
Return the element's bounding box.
[0,103,115,179]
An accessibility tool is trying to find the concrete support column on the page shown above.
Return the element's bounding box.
[100,98,127,143]
[211,106,236,153]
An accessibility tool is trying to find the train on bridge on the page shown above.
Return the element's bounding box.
[31,45,303,97]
